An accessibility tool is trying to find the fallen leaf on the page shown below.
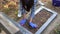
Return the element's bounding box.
[4,4,9,8]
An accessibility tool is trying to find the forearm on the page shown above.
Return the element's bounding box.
[30,0,37,18]
[18,0,22,17]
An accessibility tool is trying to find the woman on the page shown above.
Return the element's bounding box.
[18,0,38,28]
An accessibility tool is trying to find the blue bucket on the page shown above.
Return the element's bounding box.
[52,0,60,7]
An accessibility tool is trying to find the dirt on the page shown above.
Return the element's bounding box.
[0,30,6,34]
[50,24,60,34]
[0,0,19,20]
[23,10,52,33]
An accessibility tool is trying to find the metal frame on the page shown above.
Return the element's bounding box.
[35,6,57,34]
[20,6,58,34]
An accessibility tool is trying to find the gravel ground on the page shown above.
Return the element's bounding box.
[0,0,60,34]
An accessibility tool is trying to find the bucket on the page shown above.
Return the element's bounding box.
[52,0,60,7]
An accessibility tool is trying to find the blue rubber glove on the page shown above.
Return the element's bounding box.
[19,19,26,26]
[29,22,38,28]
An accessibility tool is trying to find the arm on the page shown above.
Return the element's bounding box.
[30,0,37,18]
[18,0,22,17]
